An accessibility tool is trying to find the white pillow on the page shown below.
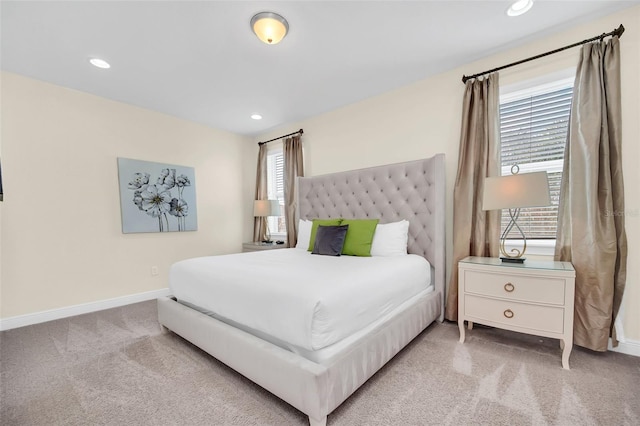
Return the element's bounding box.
[295,219,312,249]
[370,220,410,256]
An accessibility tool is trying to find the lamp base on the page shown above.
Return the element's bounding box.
[500,256,526,264]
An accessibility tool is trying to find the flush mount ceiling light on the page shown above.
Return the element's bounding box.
[507,0,534,17]
[89,58,111,69]
[251,114,263,120]
[250,12,289,45]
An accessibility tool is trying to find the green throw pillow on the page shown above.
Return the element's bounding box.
[341,219,380,256]
[308,218,343,251]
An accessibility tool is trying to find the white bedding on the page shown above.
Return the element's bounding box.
[169,249,431,351]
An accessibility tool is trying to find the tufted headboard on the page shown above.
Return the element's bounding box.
[297,154,446,320]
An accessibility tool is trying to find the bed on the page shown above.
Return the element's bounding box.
[157,154,446,425]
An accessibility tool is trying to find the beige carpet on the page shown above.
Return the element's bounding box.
[1,300,639,425]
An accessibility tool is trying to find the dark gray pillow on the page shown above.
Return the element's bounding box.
[312,225,349,256]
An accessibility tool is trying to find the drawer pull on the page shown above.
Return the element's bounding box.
[504,283,515,292]
[503,309,514,319]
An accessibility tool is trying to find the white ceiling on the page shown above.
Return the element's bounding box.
[1,1,637,136]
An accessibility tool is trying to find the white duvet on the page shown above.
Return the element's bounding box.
[169,249,431,351]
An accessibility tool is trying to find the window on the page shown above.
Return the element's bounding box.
[499,77,573,250]
[266,147,286,237]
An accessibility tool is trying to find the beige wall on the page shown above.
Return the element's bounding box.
[247,6,640,341]
[0,72,248,318]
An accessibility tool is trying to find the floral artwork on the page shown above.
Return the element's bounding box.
[117,158,197,233]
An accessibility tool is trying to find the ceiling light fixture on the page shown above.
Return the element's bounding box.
[250,12,289,45]
[251,114,263,120]
[507,0,534,17]
[89,58,111,69]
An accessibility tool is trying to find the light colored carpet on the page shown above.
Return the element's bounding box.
[1,300,639,425]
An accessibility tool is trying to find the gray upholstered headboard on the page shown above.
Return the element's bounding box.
[297,154,446,320]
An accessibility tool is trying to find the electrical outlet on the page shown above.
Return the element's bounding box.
[151,266,159,276]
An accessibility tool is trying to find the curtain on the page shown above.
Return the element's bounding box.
[253,144,268,242]
[555,37,627,351]
[445,73,501,322]
[283,134,304,248]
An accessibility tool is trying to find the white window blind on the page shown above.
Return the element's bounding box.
[266,150,286,235]
[499,82,573,240]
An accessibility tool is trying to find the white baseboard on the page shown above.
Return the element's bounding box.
[609,338,640,357]
[0,288,171,331]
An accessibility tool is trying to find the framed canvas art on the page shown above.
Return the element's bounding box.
[117,158,197,233]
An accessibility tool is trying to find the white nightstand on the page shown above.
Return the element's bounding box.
[242,242,288,253]
[457,256,576,369]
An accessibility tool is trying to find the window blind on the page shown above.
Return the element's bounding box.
[267,151,286,234]
[275,153,284,196]
[499,85,572,239]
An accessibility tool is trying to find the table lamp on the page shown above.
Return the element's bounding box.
[253,199,281,243]
[482,168,551,263]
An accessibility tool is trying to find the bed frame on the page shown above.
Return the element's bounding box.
[158,154,445,425]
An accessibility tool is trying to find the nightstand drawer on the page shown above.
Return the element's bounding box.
[463,270,565,305]
[464,294,565,334]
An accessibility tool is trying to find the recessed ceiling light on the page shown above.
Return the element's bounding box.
[507,0,534,17]
[89,58,111,69]
[251,114,263,120]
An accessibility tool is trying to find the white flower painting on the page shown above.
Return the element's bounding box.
[117,158,197,233]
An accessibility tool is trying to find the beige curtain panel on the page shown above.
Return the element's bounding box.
[283,135,304,248]
[555,37,628,352]
[445,73,501,322]
[253,144,268,243]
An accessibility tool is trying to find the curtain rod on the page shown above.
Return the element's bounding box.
[461,24,625,83]
[257,129,304,146]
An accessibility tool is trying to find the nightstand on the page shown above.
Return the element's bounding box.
[457,256,575,369]
[242,242,288,253]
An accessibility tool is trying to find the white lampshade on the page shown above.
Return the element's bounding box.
[250,12,289,45]
[269,200,281,216]
[253,199,281,217]
[482,171,550,211]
